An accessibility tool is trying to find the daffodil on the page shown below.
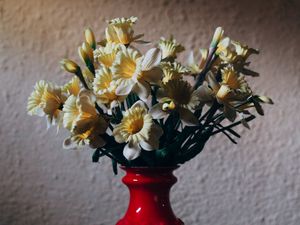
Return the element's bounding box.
[113,101,163,160]
[93,67,125,110]
[150,79,202,126]
[112,46,162,100]
[41,84,67,127]
[62,76,81,96]
[186,49,208,75]
[205,68,252,121]
[82,68,95,89]
[161,62,189,84]
[63,90,108,149]
[27,81,67,127]
[94,43,121,67]
[158,36,184,59]
[27,80,48,117]
[105,17,142,45]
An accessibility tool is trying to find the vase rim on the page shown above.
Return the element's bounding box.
[120,165,179,171]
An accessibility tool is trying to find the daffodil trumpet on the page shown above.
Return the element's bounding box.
[27,16,272,172]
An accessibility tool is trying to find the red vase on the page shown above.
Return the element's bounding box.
[116,166,184,225]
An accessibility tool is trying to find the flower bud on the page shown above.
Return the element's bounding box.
[82,42,94,61]
[211,27,224,48]
[60,59,80,74]
[78,46,90,65]
[84,28,96,50]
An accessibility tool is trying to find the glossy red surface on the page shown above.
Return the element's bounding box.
[116,167,184,225]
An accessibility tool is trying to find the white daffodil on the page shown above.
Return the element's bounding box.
[205,68,252,121]
[112,46,162,101]
[27,80,67,127]
[158,36,184,59]
[63,90,108,149]
[113,101,163,160]
[105,17,142,45]
[62,76,81,96]
[93,67,126,111]
[186,49,208,75]
[150,79,202,126]
[27,80,48,117]
[94,43,122,67]
[161,61,189,84]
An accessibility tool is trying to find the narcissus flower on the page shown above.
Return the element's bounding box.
[105,17,141,45]
[94,43,121,67]
[27,80,48,117]
[63,91,108,149]
[158,36,184,59]
[205,68,252,121]
[186,49,209,75]
[62,76,81,96]
[161,62,189,84]
[93,67,125,110]
[112,46,162,100]
[27,81,67,127]
[150,79,202,126]
[113,101,163,160]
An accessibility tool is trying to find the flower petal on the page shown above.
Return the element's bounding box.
[115,79,135,96]
[149,103,168,119]
[123,142,141,160]
[142,67,163,84]
[178,107,199,126]
[63,137,77,150]
[133,80,151,101]
[206,71,220,93]
[141,48,161,71]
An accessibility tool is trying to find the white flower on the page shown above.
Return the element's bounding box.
[63,90,108,149]
[93,67,126,110]
[158,36,184,59]
[150,79,202,126]
[113,101,163,160]
[186,49,208,75]
[93,43,121,67]
[161,61,189,84]
[112,46,162,101]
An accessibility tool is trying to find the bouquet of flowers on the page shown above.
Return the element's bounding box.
[27,17,272,173]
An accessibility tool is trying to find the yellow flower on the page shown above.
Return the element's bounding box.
[186,49,208,75]
[161,62,189,84]
[205,69,252,121]
[41,84,67,127]
[150,79,201,126]
[93,67,125,109]
[27,81,67,127]
[113,101,163,160]
[60,59,80,74]
[112,46,162,100]
[27,80,48,117]
[94,43,121,67]
[63,91,108,149]
[62,77,81,96]
[105,17,139,45]
[158,36,184,59]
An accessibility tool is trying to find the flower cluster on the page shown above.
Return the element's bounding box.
[27,17,272,170]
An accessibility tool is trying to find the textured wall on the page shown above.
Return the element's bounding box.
[0,0,300,224]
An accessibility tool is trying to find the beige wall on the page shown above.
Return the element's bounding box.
[1,0,300,224]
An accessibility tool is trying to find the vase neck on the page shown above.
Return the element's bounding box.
[116,167,183,225]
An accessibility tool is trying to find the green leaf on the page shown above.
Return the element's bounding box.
[92,149,100,163]
[112,159,118,175]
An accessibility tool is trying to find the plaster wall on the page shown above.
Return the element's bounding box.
[0,0,300,224]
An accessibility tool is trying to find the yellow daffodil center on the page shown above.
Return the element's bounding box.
[124,117,144,134]
[163,80,192,106]
[222,67,240,89]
